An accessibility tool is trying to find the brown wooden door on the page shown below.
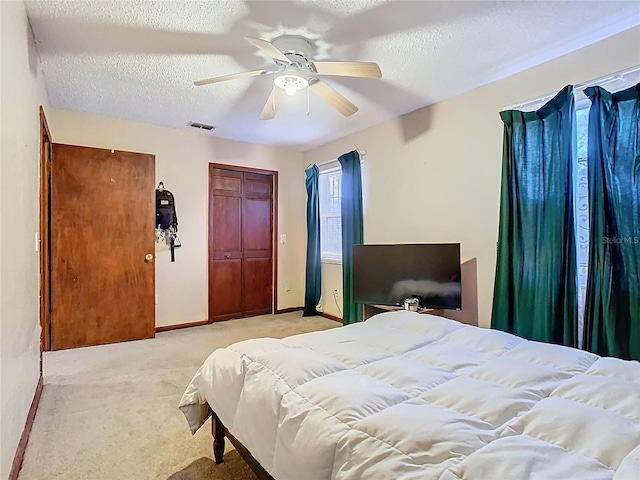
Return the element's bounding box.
[51,144,156,350]
[243,172,274,317]
[209,165,274,321]
[209,168,244,320]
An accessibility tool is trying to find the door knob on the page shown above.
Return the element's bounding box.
[145,253,154,262]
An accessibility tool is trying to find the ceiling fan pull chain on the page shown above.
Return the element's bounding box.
[306,86,311,115]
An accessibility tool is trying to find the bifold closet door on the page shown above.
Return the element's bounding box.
[51,144,156,350]
[208,166,274,322]
[242,172,273,317]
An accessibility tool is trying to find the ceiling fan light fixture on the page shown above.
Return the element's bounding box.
[285,85,297,96]
[274,74,308,96]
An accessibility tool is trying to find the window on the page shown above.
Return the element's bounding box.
[319,168,342,262]
[575,101,590,345]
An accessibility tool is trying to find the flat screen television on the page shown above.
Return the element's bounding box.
[353,243,462,310]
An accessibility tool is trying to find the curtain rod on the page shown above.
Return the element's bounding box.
[314,149,367,168]
[506,64,640,111]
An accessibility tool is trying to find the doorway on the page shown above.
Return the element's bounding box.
[48,144,156,350]
[208,164,277,322]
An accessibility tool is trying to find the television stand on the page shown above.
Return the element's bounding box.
[363,304,444,321]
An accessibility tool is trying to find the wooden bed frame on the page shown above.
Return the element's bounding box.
[212,410,275,480]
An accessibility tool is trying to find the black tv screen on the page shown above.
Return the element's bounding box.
[353,243,462,310]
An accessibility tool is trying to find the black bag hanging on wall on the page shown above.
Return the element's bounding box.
[156,182,180,262]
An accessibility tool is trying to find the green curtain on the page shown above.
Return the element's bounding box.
[583,83,640,361]
[339,151,364,325]
[492,85,578,347]
[303,165,321,316]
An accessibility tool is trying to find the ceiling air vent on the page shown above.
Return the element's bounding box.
[188,121,215,131]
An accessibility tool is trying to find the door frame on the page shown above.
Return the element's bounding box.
[39,106,52,365]
[208,163,278,320]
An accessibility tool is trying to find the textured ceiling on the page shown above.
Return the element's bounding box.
[25,0,640,151]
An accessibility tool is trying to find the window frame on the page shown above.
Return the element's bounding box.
[319,166,342,264]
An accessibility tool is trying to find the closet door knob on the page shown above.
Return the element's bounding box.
[145,253,154,262]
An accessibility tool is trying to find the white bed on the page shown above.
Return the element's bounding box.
[180,311,640,479]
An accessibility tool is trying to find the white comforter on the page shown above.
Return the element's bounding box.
[179,311,640,480]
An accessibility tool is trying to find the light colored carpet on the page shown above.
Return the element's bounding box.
[19,313,338,480]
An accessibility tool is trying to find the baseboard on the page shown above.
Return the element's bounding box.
[155,319,212,333]
[274,307,303,314]
[320,312,342,323]
[9,375,44,480]
[156,309,306,331]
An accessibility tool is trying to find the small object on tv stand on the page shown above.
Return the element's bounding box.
[404,298,419,311]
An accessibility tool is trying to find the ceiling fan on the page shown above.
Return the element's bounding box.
[193,35,382,120]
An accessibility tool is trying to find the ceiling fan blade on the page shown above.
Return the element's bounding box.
[259,86,279,121]
[311,62,382,79]
[245,37,291,64]
[194,69,273,86]
[309,80,358,117]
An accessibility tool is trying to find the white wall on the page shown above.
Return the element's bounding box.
[305,26,640,327]
[48,110,307,327]
[0,1,50,478]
